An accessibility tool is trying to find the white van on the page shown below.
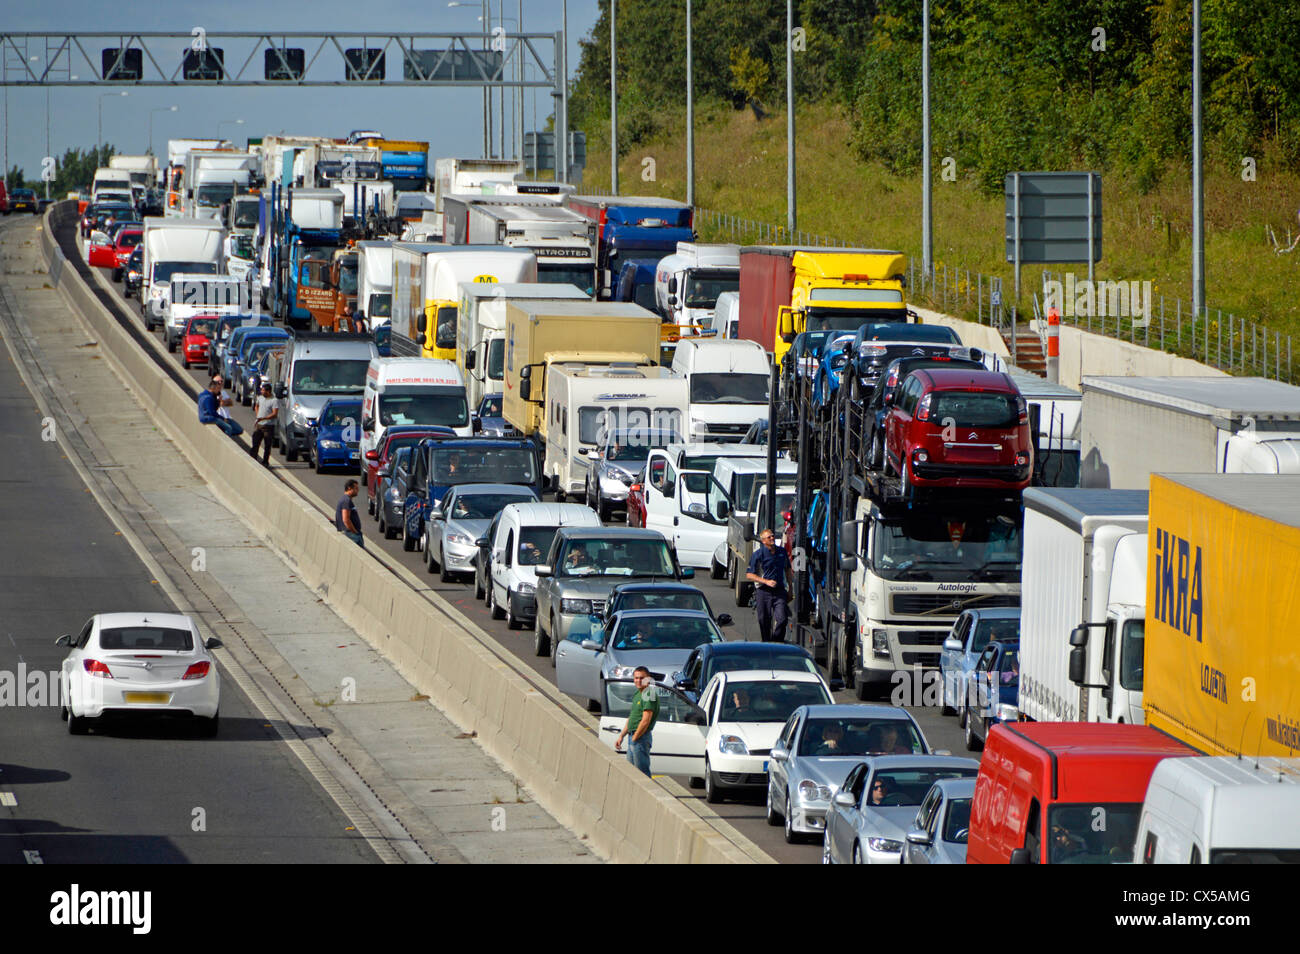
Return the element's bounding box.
[671,338,771,443]
[485,502,602,630]
[360,358,472,464]
[1135,756,1300,864]
[544,364,689,500]
[712,457,797,514]
[710,291,741,340]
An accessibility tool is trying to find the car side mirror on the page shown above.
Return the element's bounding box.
[376,467,391,479]
[275,384,287,399]
[717,500,730,520]
[1009,848,1032,865]
[629,483,642,493]
[685,708,707,726]
[475,536,488,547]
[906,828,933,847]
[677,678,695,691]
[678,567,694,579]
[55,634,71,646]
[535,564,552,577]
[832,791,856,808]
[430,508,444,521]
[716,613,733,627]
[943,637,963,652]
[686,502,706,517]
[770,744,789,763]
[362,417,375,432]
[580,639,603,651]
[205,637,223,650]
[472,418,482,433]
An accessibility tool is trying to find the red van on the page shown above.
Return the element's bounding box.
[967,722,1195,864]
[885,368,1032,492]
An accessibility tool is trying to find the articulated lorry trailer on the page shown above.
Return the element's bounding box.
[443,196,597,295]
[1080,376,1300,487]
[739,246,910,366]
[564,195,694,300]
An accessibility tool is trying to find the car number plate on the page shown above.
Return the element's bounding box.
[763,760,769,772]
[350,452,360,460]
[124,692,171,704]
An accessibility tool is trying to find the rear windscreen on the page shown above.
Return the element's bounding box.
[99,627,194,651]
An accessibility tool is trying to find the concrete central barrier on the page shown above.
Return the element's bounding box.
[36,203,763,864]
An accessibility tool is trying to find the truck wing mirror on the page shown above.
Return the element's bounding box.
[520,379,531,401]
[1068,645,1087,686]
[416,314,427,333]
[465,351,476,370]
[1068,624,1090,647]
[839,555,856,571]
[1009,848,1031,865]
[839,521,858,557]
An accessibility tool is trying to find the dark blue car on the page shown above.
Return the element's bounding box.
[670,640,820,703]
[962,638,1020,752]
[402,437,544,554]
[308,398,364,473]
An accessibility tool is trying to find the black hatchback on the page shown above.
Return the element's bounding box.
[671,640,820,703]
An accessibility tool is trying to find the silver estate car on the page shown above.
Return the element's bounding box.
[767,704,930,844]
[822,755,980,864]
[902,777,976,865]
[424,483,539,582]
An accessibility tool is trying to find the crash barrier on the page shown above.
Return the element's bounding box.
[38,203,760,864]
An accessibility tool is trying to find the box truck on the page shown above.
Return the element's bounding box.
[139,217,226,332]
[654,242,740,330]
[1080,376,1300,488]
[1143,473,1300,758]
[456,282,589,411]
[165,138,230,214]
[184,150,259,220]
[670,338,771,443]
[109,154,158,188]
[564,195,694,299]
[502,301,664,443]
[1020,488,1149,725]
[392,243,537,362]
[356,240,393,328]
[444,198,597,294]
[738,246,909,366]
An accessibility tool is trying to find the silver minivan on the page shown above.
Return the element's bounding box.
[273,332,379,461]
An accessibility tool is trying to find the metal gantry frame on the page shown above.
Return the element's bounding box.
[0,32,562,90]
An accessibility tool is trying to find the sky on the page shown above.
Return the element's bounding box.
[0,1,601,180]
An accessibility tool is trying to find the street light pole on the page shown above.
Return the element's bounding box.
[610,0,618,194]
[921,0,932,279]
[559,0,569,183]
[786,0,796,236]
[686,0,695,208]
[1191,0,1205,321]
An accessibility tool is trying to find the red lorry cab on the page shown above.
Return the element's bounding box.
[967,722,1195,864]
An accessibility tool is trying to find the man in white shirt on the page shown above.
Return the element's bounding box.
[250,382,278,466]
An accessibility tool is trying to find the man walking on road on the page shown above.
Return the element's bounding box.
[250,382,277,466]
[198,377,244,439]
[336,479,364,548]
[614,666,658,777]
[746,528,792,642]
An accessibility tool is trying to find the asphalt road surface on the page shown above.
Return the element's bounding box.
[83,238,970,865]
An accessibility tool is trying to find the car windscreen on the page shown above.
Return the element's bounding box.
[1048,803,1142,863]
[705,651,818,683]
[867,768,977,808]
[185,318,216,337]
[430,446,536,485]
[380,388,469,429]
[98,626,194,651]
[688,373,769,405]
[449,492,535,520]
[859,323,958,343]
[928,391,1020,428]
[291,359,371,395]
[383,434,432,460]
[796,718,927,757]
[607,433,676,460]
[518,526,559,566]
[153,261,218,283]
[943,797,973,843]
[558,538,674,577]
[241,336,286,361]
[117,232,142,249]
[718,680,831,723]
[681,453,761,473]
[318,403,362,427]
[610,615,719,651]
[614,591,708,614]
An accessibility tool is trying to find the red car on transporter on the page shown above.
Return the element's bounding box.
[884,368,1033,494]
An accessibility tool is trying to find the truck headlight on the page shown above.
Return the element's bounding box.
[867,838,903,854]
[798,780,832,802]
[872,628,890,658]
[719,735,748,756]
[561,598,592,615]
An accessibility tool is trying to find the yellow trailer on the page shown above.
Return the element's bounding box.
[1145,473,1300,757]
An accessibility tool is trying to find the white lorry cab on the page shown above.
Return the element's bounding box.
[360,357,472,461]
[671,338,772,443]
[1136,757,1300,864]
[654,242,740,329]
[544,365,689,501]
[710,291,741,340]
[356,240,394,328]
[140,217,226,332]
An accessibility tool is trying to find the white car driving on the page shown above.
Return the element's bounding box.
[57,612,222,736]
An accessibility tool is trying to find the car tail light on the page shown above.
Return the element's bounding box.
[915,394,933,421]
[1016,394,1028,423]
[182,661,211,680]
[886,368,900,387]
[83,659,113,678]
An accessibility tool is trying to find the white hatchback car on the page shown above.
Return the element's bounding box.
[57,612,222,736]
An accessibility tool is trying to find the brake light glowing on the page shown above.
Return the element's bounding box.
[83,659,113,678]
[182,661,211,681]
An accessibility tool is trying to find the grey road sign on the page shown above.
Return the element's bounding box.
[1005,172,1102,265]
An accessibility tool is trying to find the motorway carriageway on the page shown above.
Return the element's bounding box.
[66,220,968,864]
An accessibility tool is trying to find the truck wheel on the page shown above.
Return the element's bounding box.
[710,555,726,580]
[733,562,750,607]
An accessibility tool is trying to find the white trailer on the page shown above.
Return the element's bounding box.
[184,150,258,219]
[1007,371,1083,487]
[1080,376,1300,488]
[356,240,394,328]
[1019,488,1148,725]
[451,199,597,294]
[456,282,590,410]
[654,242,741,329]
[109,154,159,187]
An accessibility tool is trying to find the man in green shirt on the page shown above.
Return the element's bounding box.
[615,666,658,777]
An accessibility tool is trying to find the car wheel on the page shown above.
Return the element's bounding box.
[474,570,485,601]
[67,711,92,735]
[822,830,833,865]
[784,794,801,844]
[766,785,782,826]
[382,513,399,541]
[965,712,983,751]
[958,705,967,730]
[285,438,298,462]
[532,612,550,657]
[278,431,288,457]
[704,758,723,804]
[710,555,726,580]
[424,532,437,574]
[438,554,456,584]
[852,842,864,865]
[870,432,883,470]
[941,674,956,716]
[549,616,559,666]
[197,713,220,738]
[312,448,324,474]
[505,601,522,630]
[900,459,912,501]
[597,495,612,523]
[377,509,388,537]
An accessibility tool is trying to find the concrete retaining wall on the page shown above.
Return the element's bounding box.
[37,204,758,864]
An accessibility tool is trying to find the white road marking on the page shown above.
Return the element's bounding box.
[0,792,16,807]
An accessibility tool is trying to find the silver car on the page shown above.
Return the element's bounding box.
[939,607,1020,715]
[555,608,723,712]
[823,755,980,864]
[767,704,931,844]
[424,483,539,582]
[902,777,975,865]
[584,428,679,521]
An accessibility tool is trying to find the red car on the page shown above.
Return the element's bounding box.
[109,228,143,280]
[625,480,647,527]
[884,368,1032,492]
[181,316,217,369]
[364,426,456,516]
[86,229,118,268]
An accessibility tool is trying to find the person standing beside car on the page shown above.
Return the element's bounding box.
[336,479,363,548]
[250,383,278,467]
[746,528,792,642]
[614,666,658,777]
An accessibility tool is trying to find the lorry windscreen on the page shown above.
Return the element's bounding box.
[291,359,371,395]
[435,305,457,350]
[338,260,359,294]
[539,263,596,296]
[486,338,504,380]
[153,261,218,283]
[368,293,392,319]
[689,373,769,405]
[807,308,905,332]
[380,387,468,429]
[872,513,1021,582]
[1119,620,1144,691]
[233,205,259,229]
[682,270,738,308]
[1048,803,1142,863]
[197,183,236,207]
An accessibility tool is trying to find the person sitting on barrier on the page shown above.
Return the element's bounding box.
[198,376,244,439]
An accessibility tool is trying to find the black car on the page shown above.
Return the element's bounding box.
[139,189,165,216]
[742,418,769,446]
[849,322,967,386]
[862,353,987,468]
[10,188,38,214]
[603,582,732,628]
[81,202,136,237]
[122,246,145,298]
[378,445,418,541]
[671,641,821,703]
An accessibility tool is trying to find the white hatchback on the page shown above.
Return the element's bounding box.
[57,612,222,736]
